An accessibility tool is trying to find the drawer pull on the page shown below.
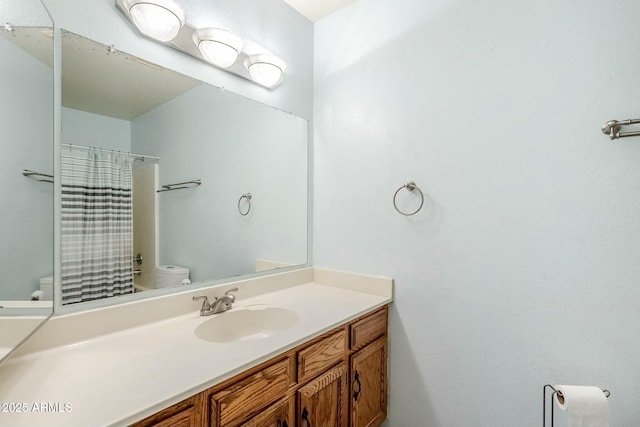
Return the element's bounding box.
[301,407,311,427]
[353,370,362,401]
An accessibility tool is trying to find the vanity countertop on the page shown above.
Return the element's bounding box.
[0,268,392,427]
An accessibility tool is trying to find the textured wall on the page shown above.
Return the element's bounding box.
[132,85,308,282]
[0,35,53,299]
[314,0,640,425]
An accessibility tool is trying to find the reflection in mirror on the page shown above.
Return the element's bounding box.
[60,31,308,306]
[0,23,53,360]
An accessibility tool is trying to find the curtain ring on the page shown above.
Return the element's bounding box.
[238,193,252,216]
[393,181,424,216]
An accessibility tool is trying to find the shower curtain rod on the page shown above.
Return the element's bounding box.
[61,143,159,161]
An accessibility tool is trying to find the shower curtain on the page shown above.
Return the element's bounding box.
[61,147,134,304]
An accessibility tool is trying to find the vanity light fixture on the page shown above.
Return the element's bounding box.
[193,28,243,68]
[115,0,286,88]
[123,0,185,42]
[244,54,286,88]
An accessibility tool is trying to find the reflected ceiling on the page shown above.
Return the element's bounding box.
[282,0,358,22]
[61,32,200,120]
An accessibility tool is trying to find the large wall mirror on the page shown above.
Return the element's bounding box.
[59,30,308,307]
[0,0,54,362]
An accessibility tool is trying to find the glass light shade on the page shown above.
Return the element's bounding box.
[193,28,243,68]
[126,0,185,42]
[244,54,286,88]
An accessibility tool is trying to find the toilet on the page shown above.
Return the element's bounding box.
[156,265,190,288]
[38,276,53,301]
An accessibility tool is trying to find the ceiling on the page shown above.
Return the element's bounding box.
[282,0,358,22]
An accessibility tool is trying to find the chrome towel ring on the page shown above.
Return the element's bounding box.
[238,193,252,216]
[393,181,424,216]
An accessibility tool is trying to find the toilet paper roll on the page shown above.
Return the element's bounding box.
[554,385,609,427]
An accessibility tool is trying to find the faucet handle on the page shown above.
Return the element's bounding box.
[225,287,238,301]
[193,295,210,313]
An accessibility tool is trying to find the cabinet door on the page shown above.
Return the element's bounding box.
[130,393,204,427]
[240,395,295,427]
[297,363,348,427]
[350,337,387,427]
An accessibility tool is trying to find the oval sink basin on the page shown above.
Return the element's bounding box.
[194,305,298,343]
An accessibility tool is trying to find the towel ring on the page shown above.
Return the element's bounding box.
[238,193,252,216]
[393,181,424,216]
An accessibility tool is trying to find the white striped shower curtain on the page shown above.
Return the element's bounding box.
[61,147,134,304]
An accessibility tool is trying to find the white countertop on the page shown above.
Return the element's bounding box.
[0,269,392,427]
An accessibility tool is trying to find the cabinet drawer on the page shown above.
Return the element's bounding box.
[210,358,291,426]
[350,307,387,351]
[297,329,346,383]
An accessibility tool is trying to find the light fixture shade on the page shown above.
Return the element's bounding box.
[192,28,243,68]
[125,0,185,42]
[244,54,286,88]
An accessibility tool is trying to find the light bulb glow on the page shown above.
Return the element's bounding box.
[244,54,286,88]
[193,28,243,68]
[126,0,185,42]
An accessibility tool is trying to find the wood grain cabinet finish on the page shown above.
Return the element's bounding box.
[350,338,387,427]
[130,305,388,427]
[349,308,387,352]
[130,393,204,427]
[208,358,292,427]
[297,363,348,427]
[297,329,346,384]
[240,395,295,427]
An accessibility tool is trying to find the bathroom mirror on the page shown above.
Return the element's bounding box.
[60,31,308,306]
[0,1,54,362]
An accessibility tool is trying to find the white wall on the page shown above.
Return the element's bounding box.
[314,0,640,425]
[0,35,53,299]
[61,107,131,151]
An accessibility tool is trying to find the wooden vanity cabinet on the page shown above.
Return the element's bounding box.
[240,395,296,427]
[130,305,388,427]
[350,338,387,427]
[207,357,293,427]
[130,393,204,427]
[297,362,348,427]
[348,308,388,427]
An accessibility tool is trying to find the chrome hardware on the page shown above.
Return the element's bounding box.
[133,253,143,265]
[193,295,211,316]
[193,288,238,316]
[23,169,54,183]
[209,287,238,314]
[157,179,202,193]
[393,181,425,216]
[133,269,142,276]
[238,193,252,216]
[601,118,640,140]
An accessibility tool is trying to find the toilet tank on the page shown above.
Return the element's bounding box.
[156,265,189,288]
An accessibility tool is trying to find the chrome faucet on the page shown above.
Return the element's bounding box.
[193,288,238,316]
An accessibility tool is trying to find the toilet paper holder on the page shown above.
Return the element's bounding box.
[543,384,610,427]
